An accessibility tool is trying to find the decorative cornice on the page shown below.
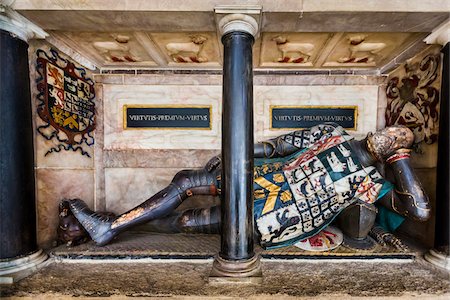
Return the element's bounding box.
[0,4,47,42]
[424,20,450,46]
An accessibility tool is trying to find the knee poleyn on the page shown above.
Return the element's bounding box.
[172,170,194,191]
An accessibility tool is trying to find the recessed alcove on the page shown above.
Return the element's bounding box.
[1,2,449,292]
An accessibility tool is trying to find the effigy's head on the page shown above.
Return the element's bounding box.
[366,125,414,161]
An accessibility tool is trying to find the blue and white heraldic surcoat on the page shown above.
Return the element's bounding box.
[252,124,393,249]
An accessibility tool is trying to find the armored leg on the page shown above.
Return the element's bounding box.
[137,205,221,234]
[337,200,377,249]
[68,169,218,245]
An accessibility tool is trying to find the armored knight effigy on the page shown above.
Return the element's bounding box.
[58,123,430,251]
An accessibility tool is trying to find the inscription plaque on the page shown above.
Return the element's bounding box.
[271,106,358,130]
[124,105,211,129]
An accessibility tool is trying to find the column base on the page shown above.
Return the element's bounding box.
[0,249,49,284]
[424,249,450,271]
[209,254,262,283]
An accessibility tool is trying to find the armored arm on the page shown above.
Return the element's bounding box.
[254,129,312,158]
[378,149,431,221]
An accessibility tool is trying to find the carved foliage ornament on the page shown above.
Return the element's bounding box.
[386,54,440,145]
[36,49,95,157]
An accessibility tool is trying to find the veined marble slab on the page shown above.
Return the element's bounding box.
[103,85,222,150]
[103,84,379,150]
[254,85,379,142]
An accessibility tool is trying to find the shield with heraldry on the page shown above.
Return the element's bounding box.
[36,49,95,156]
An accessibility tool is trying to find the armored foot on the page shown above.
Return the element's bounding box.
[67,199,117,246]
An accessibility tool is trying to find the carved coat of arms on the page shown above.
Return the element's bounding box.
[385,54,440,145]
[36,49,95,157]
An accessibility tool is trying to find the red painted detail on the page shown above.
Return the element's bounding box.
[278,57,290,63]
[111,56,124,62]
[357,57,369,63]
[292,57,304,63]
[124,56,136,62]
[176,56,188,63]
[350,39,364,45]
[190,56,200,63]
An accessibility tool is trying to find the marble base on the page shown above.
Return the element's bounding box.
[209,255,262,283]
[424,249,450,271]
[0,249,49,284]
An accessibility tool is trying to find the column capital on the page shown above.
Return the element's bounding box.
[0,4,47,42]
[424,20,450,46]
[215,6,261,38]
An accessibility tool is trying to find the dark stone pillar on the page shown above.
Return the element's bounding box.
[0,29,37,259]
[0,27,46,283]
[425,40,450,270]
[220,31,255,262]
[434,42,449,253]
[210,13,261,279]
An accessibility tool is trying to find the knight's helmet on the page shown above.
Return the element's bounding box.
[366,125,414,161]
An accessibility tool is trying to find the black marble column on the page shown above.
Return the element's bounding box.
[0,29,38,259]
[219,31,255,262]
[434,42,449,254]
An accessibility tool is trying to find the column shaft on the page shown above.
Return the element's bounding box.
[220,31,255,261]
[0,30,37,259]
[434,43,449,253]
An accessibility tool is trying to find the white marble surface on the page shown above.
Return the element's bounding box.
[28,41,95,168]
[103,84,223,150]
[36,169,95,248]
[28,41,96,248]
[104,84,379,150]
[254,85,378,142]
[105,167,184,213]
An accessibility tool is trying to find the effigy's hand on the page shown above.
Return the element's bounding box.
[369,225,409,252]
[205,155,221,172]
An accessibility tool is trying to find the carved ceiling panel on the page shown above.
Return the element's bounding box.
[322,32,419,68]
[54,32,158,67]
[150,32,221,67]
[53,31,426,70]
[259,33,332,67]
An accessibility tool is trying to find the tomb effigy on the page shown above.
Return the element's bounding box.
[59,123,430,252]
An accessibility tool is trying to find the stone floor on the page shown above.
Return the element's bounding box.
[1,258,449,299]
[1,233,449,299]
[50,232,415,260]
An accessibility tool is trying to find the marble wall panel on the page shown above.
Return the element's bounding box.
[94,83,106,211]
[28,41,97,249]
[105,167,219,214]
[254,85,379,142]
[36,169,95,248]
[105,167,175,213]
[28,41,95,168]
[95,73,386,86]
[104,149,219,169]
[103,85,223,150]
[105,167,217,213]
[104,84,379,151]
